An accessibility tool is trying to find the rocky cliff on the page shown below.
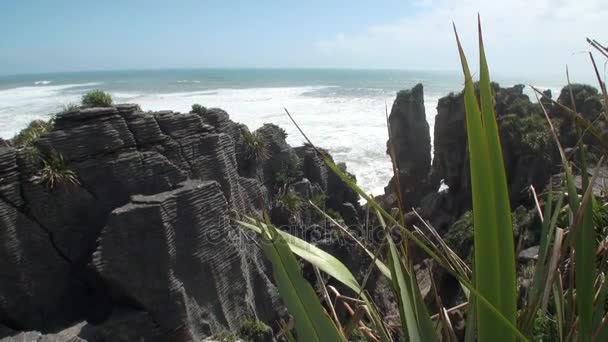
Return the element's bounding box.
[0,104,361,341]
[384,82,602,238]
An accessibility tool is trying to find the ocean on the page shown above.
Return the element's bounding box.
[0,68,563,194]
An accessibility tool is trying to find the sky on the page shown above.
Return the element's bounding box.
[0,0,606,80]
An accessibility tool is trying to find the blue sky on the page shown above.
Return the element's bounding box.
[1,0,606,80]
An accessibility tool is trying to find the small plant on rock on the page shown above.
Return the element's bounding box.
[278,126,288,140]
[238,319,271,342]
[191,103,207,115]
[12,119,53,148]
[241,128,267,160]
[274,156,301,188]
[62,103,80,113]
[38,153,79,189]
[278,189,303,214]
[81,90,113,108]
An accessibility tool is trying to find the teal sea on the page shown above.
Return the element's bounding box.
[0,68,564,194]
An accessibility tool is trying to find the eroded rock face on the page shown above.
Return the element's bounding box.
[1,102,365,341]
[0,105,281,340]
[425,84,558,231]
[92,180,280,339]
[384,84,433,209]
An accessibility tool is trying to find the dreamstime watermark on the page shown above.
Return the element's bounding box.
[201,216,392,251]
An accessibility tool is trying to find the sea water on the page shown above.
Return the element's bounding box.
[0,68,563,194]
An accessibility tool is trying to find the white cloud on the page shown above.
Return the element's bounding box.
[315,0,608,82]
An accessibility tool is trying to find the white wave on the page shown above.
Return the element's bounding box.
[0,83,440,195]
[176,80,201,84]
[0,82,101,139]
[35,80,53,85]
[131,85,396,194]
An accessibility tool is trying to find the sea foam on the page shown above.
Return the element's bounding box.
[1,83,442,194]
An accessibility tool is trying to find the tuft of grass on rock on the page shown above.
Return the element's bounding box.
[212,330,238,342]
[81,90,113,108]
[12,119,54,148]
[38,153,79,189]
[238,319,271,342]
[274,156,301,188]
[278,126,288,140]
[241,128,267,160]
[500,114,554,162]
[278,189,303,214]
[191,103,207,115]
[62,103,80,113]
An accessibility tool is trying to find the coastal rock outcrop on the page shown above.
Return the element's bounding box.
[385,83,561,233]
[383,81,606,271]
[1,102,364,341]
[384,83,432,209]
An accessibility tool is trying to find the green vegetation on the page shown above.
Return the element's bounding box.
[310,191,328,208]
[443,210,474,262]
[236,20,608,342]
[238,319,271,342]
[278,126,288,140]
[38,153,79,189]
[213,330,237,342]
[12,118,54,163]
[501,113,554,162]
[277,189,303,214]
[274,156,301,188]
[81,90,113,108]
[241,128,267,160]
[191,103,207,115]
[12,119,53,148]
[62,103,80,113]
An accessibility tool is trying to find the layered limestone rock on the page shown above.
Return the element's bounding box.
[0,101,365,341]
[92,180,278,340]
[384,83,432,209]
[382,82,607,273]
[0,105,282,341]
[384,83,561,233]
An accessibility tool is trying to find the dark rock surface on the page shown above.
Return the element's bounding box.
[384,83,432,209]
[1,102,368,341]
[385,83,562,233]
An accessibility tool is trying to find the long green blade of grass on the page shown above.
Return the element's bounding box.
[238,218,393,341]
[238,218,362,292]
[284,106,528,340]
[567,69,597,341]
[477,18,518,330]
[254,219,344,341]
[453,18,517,341]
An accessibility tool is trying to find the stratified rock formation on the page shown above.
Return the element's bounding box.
[384,84,432,210]
[379,82,605,320]
[0,103,360,341]
[384,83,562,234]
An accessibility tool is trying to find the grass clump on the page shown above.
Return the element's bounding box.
[278,126,288,140]
[278,189,303,214]
[191,103,207,115]
[38,153,79,189]
[62,103,80,113]
[238,319,271,342]
[443,211,474,262]
[81,90,113,108]
[275,156,301,188]
[500,114,554,161]
[241,128,267,160]
[12,119,53,148]
[213,330,237,342]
